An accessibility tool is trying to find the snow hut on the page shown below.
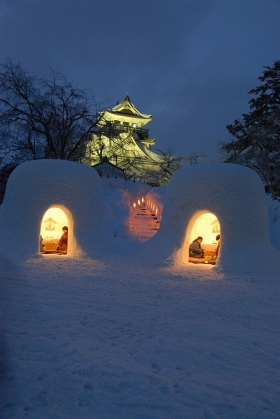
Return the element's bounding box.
[0,159,113,260]
[137,163,280,273]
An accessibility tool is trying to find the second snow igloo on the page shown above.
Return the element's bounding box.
[137,163,280,273]
[0,159,114,260]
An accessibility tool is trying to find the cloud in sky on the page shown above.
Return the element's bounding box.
[0,0,279,160]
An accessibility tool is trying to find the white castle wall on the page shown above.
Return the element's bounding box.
[137,163,280,273]
[0,159,114,260]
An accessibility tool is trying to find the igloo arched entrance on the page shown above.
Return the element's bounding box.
[187,211,220,264]
[40,207,69,253]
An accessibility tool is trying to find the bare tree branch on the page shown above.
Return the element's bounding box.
[0,58,101,165]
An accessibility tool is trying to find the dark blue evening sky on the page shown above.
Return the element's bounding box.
[0,0,279,161]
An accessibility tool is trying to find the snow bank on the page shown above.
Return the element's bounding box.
[101,178,151,239]
[267,196,280,252]
[1,160,279,274]
[137,163,280,274]
[145,185,166,208]
[0,160,114,261]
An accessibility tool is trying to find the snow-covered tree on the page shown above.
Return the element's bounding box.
[221,60,280,199]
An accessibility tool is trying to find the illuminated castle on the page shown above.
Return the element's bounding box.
[84,94,180,185]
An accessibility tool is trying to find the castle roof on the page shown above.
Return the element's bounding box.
[99,94,152,126]
[112,94,152,119]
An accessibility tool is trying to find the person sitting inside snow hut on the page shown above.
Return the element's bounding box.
[189,236,205,258]
[215,234,220,258]
[57,226,68,252]
[40,235,45,251]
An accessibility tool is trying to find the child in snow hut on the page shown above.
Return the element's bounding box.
[57,226,68,251]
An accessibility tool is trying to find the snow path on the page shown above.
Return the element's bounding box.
[1,255,280,419]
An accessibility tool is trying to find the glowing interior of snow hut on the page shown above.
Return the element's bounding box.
[128,195,162,242]
[188,212,220,264]
[40,207,68,253]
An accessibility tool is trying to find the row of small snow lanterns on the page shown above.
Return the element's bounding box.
[132,197,159,215]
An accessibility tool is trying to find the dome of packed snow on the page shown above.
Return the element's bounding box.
[0,159,279,274]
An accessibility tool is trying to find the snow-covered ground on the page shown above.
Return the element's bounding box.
[1,178,280,419]
[1,254,280,419]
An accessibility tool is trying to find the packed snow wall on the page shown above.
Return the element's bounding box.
[137,163,280,274]
[0,160,114,260]
[267,196,280,252]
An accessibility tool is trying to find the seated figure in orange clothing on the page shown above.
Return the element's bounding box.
[215,234,220,258]
[57,226,68,251]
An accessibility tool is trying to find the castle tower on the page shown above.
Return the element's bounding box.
[84,94,180,185]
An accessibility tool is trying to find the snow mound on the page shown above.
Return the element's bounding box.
[0,160,115,260]
[101,177,151,239]
[1,160,279,275]
[267,196,280,252]
[137,163,280,274]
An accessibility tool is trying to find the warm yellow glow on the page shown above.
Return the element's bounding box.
[190,213,220,244]
[40,207,68,240]
[127,192,163,243]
